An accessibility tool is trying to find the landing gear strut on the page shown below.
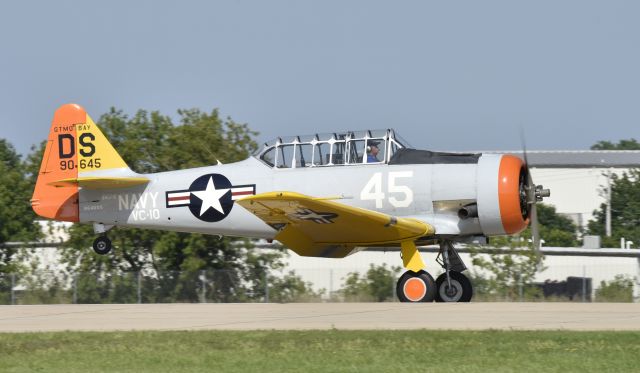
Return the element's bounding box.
[396,240,436,302]
[395,240,473,302]
[92,235,112,255]
[434,241,473,302]
[92,223,114,255]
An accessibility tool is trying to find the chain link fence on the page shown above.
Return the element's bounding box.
[0,270,260,305]
[0,263,637,304]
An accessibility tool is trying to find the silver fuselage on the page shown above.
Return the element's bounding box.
[79,153,509,242]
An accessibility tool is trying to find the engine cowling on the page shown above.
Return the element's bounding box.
[476,154,529,236]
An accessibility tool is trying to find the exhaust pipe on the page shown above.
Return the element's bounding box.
[458,203,478,220]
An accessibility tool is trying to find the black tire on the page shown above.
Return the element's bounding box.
[435,271,473,302]
[92,236,112,255]
[396,270,436,302]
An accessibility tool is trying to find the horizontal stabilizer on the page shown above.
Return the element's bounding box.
[48,176,150,190]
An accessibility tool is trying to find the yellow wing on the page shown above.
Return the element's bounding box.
[236,191,435,258]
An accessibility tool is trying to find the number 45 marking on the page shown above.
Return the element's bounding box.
[360,171,413,208]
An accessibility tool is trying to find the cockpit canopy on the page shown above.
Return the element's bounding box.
[255,129,408,168]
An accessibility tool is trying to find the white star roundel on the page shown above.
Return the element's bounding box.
[165,173,256,222]
[192,177,230,216]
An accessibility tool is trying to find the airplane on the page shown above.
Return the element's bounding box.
[31,103,550,302]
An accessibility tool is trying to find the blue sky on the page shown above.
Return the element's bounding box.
[1,0,638,155]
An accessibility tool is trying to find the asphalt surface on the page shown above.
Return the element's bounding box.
[1,303,639,332]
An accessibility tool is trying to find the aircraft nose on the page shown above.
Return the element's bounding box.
[497,155,529,234]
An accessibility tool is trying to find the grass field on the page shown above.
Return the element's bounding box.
[1,330,639,372]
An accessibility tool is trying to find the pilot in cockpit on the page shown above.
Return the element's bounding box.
[367,141,380,163]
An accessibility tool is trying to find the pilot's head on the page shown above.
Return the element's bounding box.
[368,141,380,155]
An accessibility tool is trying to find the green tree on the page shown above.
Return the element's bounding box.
[588,170,640,248]
[590,139,640,150]
[536,204,579,247]
[267,271,324,303]
[340,264,400,302]
[0,140,40,273]
[469,236,544,301]
[462,204,573,300]
[595,275,634,302]
[341,272,369,301]
[0,139,42,304]
[506,204,579,248]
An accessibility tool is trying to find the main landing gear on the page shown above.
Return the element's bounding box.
[396,240,473,303]
[396,270,436,302]
[92,223,114,255]
[92,235,112,255]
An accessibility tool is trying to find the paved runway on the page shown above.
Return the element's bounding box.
[1,303,639,332]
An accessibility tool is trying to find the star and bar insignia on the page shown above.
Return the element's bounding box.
[166,173,256,222]
[290,208,338,224]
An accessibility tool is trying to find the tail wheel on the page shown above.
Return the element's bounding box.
[435,271,473,302]
[93,236,112,255]
[396,270,436,302]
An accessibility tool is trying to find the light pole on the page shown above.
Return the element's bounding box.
[606,169,612,237]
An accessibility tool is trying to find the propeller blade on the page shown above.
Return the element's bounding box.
[520,128,535,191]
[519,128,529,166]
[530,202,541,253]
[520,127,545,260]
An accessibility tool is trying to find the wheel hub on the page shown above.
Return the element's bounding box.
[403,277,427,302]
[440,280,463,302]
[445,284,458,297]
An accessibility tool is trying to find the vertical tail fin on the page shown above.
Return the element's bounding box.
[31,103,130,221]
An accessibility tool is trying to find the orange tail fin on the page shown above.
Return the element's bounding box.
[31,104,130,222]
